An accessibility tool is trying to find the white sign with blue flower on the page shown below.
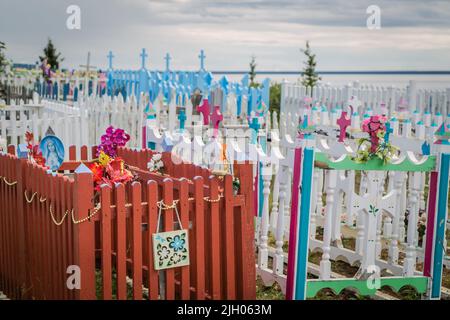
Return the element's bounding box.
[152,229,190,270]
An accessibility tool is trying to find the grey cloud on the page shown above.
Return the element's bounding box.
[1,0,450,71]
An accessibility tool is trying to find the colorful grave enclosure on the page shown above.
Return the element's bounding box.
[25,49,271,118]
[2,50,450,301]
[0,146,256,300]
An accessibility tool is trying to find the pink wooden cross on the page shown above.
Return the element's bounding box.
[211,105,223,138]
[197,98,210,125]
[336,111,351,142]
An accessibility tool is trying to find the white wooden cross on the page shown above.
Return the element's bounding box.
[107,51,114,70]
[346,95,362,113]
[198,50,206,71]
[140,48,148,70]
[355,171,398,277]
[79,52,97,97]
[79,51,97,74]
[164,53,171,71]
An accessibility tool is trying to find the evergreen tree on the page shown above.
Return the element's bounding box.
[39,38,64,70]
[0,41,6,100]
[300,41,321,95]
[249,55,258,88]
[0,41,6,72]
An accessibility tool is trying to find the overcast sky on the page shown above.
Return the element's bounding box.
[1,0,450,71]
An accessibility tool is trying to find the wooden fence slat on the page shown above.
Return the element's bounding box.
[101,185,112,300]
[73,165,95,300]
[0,156,9,295]
[179,179,190,299]
[222,175,236,299]
[0,156,5,292]
[69,146,76,161]
[163,179,175,300]
[131,182,143,299]
[147,180,159,300]
[67,178,75,300]
[237,162,256,299]
[115,183,127,300]
[80,146,88,161]
[208,176,221,300]
[49,173,58,299]
[193,177,206,299]
[60,176,70,300]
[1,156,10,296]
[41,167,51,299]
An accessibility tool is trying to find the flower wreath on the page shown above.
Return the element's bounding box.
[353,115,398,164]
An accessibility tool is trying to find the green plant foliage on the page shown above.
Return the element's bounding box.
[269,82,281,116]
[39,38,64,70]
[301,41,321,95]
[353,137,399,165]
[0,41,6,74]
[249,55,259,88]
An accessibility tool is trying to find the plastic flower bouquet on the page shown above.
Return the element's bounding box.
[90,127,134,191]
[353,115,398,164]
[147,153,165,175]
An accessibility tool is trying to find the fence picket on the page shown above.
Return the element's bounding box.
[208,176,221,300]
[131,182,143,300]
[147,180,159,300]
[178,178,190,299]
[115,183,127,300]
[162,178,175,300]
[222,175,236,299]
[193,176,205,299]
[101,185,113,300]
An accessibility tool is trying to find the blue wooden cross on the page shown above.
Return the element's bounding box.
[249,117,260,131]
[165,53,171,71]
[384,121,393,143]
[107,51,114,69]
[140,48,148,69]
[219,76,229,90]
[249,117,260,144]
[178,109,187,130]
[199,49,206,71]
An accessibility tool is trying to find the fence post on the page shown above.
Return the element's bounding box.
[285,147,302,300]
[430,153,450,299]
[235,161,256,299]
[73,163,96,300]
[280,79,287,115]
[293,147,315,300]
[408,80,417,111]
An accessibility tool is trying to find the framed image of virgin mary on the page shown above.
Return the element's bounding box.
[39,135,65,171]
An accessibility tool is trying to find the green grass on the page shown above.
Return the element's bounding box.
[95,270,134,300]
[256,276,285,300]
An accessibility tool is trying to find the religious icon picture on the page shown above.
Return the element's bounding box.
[39,135,65,171]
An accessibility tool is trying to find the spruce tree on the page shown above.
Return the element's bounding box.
[0,41,6,73]
[249,55,258,88]
[0,41,6,100]
[301,41,321,95]
[39,38,64,70]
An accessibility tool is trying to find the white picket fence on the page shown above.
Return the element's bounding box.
[256,120,450,295]
[0,102,89,160]
[0,93,145,156]
[281,80,450,118]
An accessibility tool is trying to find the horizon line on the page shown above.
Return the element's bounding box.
[210,70,450,75]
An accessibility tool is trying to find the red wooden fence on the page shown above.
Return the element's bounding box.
[0,146,255,300]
